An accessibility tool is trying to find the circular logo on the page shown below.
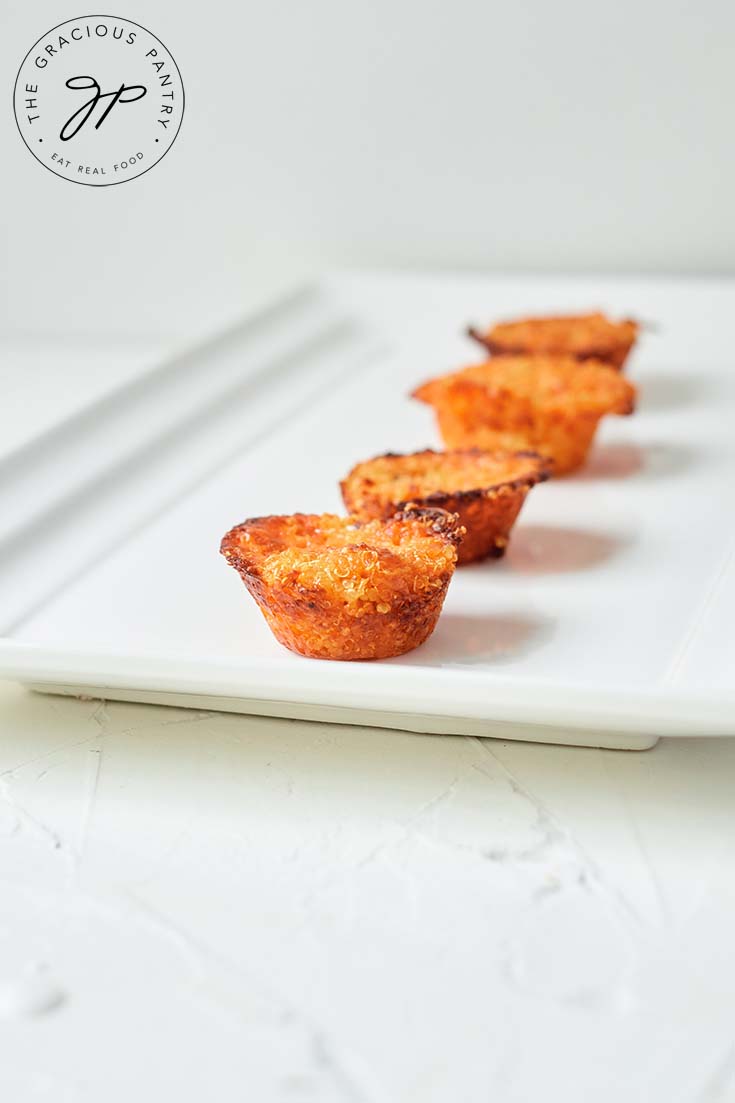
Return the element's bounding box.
[13,15,184,186]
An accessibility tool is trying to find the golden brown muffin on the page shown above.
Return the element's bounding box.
[341,448,549,564]
[412,355,636,475]
[468,312,639,370]
[220,510,463,660]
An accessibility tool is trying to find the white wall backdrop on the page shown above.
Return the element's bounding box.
[2,0,734,337]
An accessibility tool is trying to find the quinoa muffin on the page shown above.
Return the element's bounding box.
[468,312,639,370]
[341,448,550,563]
[412,355,636,475]
[220,510,464,660]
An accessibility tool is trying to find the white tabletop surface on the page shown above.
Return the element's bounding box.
[1,338,734,1103]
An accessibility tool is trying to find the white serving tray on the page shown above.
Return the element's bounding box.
[2,271,734,749]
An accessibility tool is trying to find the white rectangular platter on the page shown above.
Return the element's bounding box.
[1,271,734,749]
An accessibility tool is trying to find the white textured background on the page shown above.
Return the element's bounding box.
[2,0,735,337]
